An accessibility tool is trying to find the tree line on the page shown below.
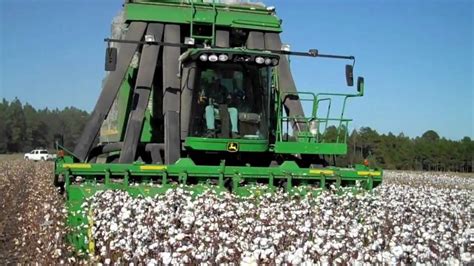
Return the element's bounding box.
[0,98,88,154]
[325,126,473,172]
[0,98,472,172]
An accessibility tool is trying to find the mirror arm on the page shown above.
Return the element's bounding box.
[316,54,355,62]
[105,38,356,62]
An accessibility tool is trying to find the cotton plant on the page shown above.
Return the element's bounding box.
[86,171,473,264]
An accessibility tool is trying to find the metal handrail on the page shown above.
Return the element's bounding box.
[278,90,359,144]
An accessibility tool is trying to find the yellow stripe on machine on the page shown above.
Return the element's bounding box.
[87,207,95,254]
[140,165,167,171]
[357,171,381,176]
[62,163,92,169]
[309,169,335,175]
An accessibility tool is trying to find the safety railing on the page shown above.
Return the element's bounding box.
[276,90,359,144]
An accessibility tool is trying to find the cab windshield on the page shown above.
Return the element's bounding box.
[189,62,272,139]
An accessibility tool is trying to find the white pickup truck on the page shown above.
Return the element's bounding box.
[24,149,56,161]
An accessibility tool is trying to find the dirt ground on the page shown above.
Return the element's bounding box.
[0,159,74,264]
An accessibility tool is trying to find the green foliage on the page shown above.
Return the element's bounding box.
[0,98,89,153]
[345,128,473,172]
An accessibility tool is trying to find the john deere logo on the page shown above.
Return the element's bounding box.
[227,142,239,152]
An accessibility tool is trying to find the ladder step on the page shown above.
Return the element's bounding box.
[192,35,214,39]
[191,20,215,25]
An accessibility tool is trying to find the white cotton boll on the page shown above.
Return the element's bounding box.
[438,224,446,233]
[147,259,158,266]
[120,209,131,220]
[241,255,257,265]
[176,233,185,241]
[219,231,228,240]
[287,253,302,265]
[110,222,118,232]
[332,242,343,250]
[317,230,327,238]
[169,237,176,245]
[392,246,404,258]
[328,229,336,237]
[349,228,359,238]
[100,246,107,256]
[319,255,330,265]
[253,249,263,260]
[402,244,413,253]
[461,252,472,262]
[259,238,269,248]
[335,230,345,239]
[160,252,172,265]
[394,226,401,234]
[148,242,159,250]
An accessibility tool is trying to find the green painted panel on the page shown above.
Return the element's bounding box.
[274,141,348,155]
[125,3,282,32]
[56,157,382,183]
[184,137,269,152]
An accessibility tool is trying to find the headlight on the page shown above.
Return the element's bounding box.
[144,34,156,43]
[199,54,208,62]
[271,58,279,66]
[218,54,229,62]
[264,58,272,65]
[255,56,264,64]
[208,54,218,62]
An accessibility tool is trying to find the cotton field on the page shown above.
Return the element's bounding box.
[0,159,472,264]
[88,172,473,265]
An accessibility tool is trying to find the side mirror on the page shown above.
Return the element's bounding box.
[105,47,117,71]
[345,64,354,86]
[357,76,364,95]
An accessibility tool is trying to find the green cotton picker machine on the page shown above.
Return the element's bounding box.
[54,0,382,251]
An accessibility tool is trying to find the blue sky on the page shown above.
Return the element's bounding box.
[0,0,472,140]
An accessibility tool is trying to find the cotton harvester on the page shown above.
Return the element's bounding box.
[54,0,382,251]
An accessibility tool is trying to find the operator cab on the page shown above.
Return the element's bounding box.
[181,49,279,141]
